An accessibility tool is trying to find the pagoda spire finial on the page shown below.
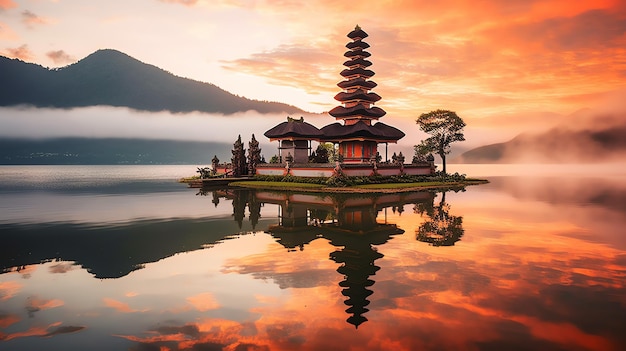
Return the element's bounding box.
[355,24,361,31]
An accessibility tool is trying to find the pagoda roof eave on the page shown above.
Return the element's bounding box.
[340,68,375,78]
[346,41,370,50]
[329,105,387,119]
[319,121,405,142]
[343,58,372,68]
[348,27,369,40]
[334,91,382,103]
[344,50,371,58]
[337,78,377,90]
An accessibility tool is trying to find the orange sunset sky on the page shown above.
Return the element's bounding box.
[1,0,625,135]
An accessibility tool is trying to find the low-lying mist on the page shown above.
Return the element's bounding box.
[0,106,296,143]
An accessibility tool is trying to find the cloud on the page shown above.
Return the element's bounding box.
[46,49,75,65]
[158,0,199,6]
[49,262,76,274]
[0,0,17,11]
[2,44,34,61]
[25,296,64,316]
[221,44,339,97]
[214,0,626,122]
[103,298,146,313]
[186,292,220,311]
[0,313,20,328]
[492,8,626,51]
[2,322,85,341]
[21,10,50,27]
[43,325,86,337]
[0,281,22,301]
[0,21,19,40]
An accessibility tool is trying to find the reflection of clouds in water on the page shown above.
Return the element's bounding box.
[2,322,86,341]
[49,262,76,274]
[0,281,23,301]
[26,296,64,317]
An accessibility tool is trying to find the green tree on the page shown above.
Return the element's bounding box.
[415,109,465,175]
[309,143,330,163]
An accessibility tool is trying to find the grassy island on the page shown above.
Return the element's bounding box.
[182,173,488,194]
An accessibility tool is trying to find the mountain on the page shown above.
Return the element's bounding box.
[0,49,304,115]
[0,137,235,165]
[454,125,626,163]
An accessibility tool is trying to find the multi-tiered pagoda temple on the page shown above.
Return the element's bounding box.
[258,26,434,177]
[320,25,404,164]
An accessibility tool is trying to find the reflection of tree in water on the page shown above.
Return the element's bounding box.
[414,191,464,246]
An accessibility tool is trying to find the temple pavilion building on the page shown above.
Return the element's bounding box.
[257,26,434,177]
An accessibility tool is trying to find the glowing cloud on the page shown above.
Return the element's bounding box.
[0,281,22,301]
[21,10,51,28]
[0,21,19,40]
[103,298,146,313]
[46,49,75,65]
[2,43,34,60]
[0,0,17,10]
[186,292,220,311]
[158,0,199,6]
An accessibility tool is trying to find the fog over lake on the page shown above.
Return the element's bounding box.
[0,106,527,159]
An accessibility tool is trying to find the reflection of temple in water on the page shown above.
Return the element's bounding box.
[216,188,434,328]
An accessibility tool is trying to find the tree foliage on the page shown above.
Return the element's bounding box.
[309,143,330,163]
[415,109,465,175]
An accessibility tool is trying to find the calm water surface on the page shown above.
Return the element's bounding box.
[1,164,625,351]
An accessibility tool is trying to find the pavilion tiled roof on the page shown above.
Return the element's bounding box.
[320,121,405,142]
[264,118,323,140]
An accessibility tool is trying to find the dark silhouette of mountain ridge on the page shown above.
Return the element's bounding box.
[454,125,626,163]
[0,49,304,115]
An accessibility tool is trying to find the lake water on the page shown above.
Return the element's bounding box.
[1,164,625,351]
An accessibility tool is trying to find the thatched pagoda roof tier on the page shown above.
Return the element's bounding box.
[344,50,371,58]
[264,118,323,141]
[320,121,404,142]
[334,91,381,103]
[343,58,372,68]
[346,41,370,50]
[328,105,386,119]
[337,78,377,90]
[340,67,375,78]
[348,26,368,40]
